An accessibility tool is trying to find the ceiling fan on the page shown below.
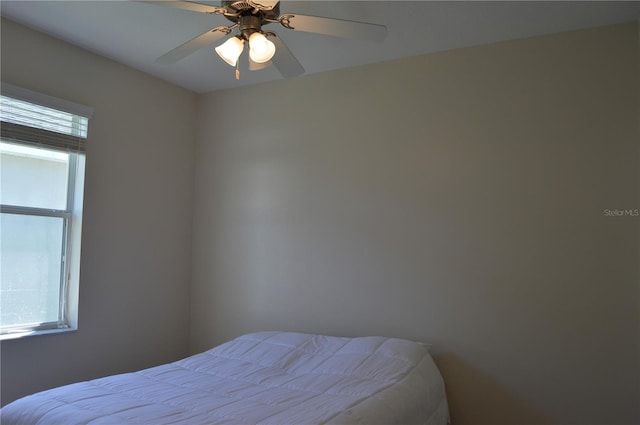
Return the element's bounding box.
[143,1,387,79]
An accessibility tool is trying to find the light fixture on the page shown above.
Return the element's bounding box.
[248,32,276,63]
[215,36,245,67]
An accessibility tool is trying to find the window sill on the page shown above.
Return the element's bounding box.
[0,327,77,341]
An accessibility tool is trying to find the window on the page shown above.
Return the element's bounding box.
[0,84,92,338]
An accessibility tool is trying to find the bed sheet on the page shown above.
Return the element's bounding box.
[0,331,449,424]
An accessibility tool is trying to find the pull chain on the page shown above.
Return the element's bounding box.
[235,61,240,80]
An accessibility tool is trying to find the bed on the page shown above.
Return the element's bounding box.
[0,331,450,424]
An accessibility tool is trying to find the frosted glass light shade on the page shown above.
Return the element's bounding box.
[248,32,276,63]
[215,37,244,66]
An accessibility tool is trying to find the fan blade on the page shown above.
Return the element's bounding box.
[249,58,272,71]
[279,14,387,42]
[138,1,227,15]
[268,33,304,78]
[156,26,231,64]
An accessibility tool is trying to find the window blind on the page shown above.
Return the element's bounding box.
[0,83,93,153]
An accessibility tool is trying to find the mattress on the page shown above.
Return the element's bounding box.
[0,331,450,425]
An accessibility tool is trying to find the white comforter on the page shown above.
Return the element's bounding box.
[0,331,449,424]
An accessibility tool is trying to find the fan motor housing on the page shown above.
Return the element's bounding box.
[222,1,280,23]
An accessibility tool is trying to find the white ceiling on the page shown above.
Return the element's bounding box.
[2,1,639,94]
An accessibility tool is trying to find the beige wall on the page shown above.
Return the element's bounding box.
[192,23,639,424]
[1,19,196,405]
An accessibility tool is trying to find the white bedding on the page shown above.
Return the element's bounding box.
[0,331,449,425]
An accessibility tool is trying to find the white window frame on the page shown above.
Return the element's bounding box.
[0,83,92,339]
